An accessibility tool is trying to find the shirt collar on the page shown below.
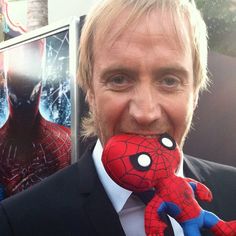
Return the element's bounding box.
[176,151,184,177]
[92,139,184,213]
[92,140,132,213]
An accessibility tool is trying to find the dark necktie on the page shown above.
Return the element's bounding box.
[134,190,175,236]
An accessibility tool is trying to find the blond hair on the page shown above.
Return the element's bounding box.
[78,0,208,137]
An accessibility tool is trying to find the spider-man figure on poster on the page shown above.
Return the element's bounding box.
[102,133,236,236]
[0,40,71,199]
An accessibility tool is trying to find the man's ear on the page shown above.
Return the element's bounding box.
[86,88,95,111]
[193,92,199,110]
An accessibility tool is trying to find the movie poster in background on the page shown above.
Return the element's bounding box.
[0,30,71,127]
[0,69,8,128]
[0,29,72,200]
[40,30,71,127]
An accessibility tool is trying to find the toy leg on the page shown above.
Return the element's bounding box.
[202,210,236,235]
[202,210,219,229]
[180,211,204,236]
[182,224,202,236]
[211,220,236,236]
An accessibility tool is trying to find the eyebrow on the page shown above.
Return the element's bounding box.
[99,65,138,79]
[154,65,191,78]
[99,63,191,79]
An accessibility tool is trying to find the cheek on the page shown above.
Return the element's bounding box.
[93,92,130,143]
[174,99,194,122]
[166,93,195,142]
[96,93,128,122]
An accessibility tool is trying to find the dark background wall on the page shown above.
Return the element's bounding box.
[184,51,236,167]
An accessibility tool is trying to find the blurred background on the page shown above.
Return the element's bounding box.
[0,0,236,167]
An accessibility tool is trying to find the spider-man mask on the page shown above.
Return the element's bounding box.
[4,40,44,124]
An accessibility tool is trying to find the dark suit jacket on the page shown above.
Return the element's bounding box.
[0,145,236,236]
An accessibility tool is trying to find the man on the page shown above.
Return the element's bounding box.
[0,0,236,235]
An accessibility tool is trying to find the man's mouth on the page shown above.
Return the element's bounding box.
[122,132,166,139]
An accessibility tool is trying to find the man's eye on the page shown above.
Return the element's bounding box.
[110,75,127,84]
[159,76,182,90]
[162,77,180,86]
[106,75,132,91]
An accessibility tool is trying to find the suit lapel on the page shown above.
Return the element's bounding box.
[84,181,125,236]
[183,154,206,182]
[77,145,125,236]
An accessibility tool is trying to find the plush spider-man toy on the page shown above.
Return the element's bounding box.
[102,134,236,236]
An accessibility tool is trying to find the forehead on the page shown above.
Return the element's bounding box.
[92,8,193,78]
[94,8,192,56]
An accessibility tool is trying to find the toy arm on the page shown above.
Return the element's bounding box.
[145,195,169,236]
[185,178,212,202]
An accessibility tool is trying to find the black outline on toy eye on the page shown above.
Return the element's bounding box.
[159,133,176,150]
[129,152,152,171]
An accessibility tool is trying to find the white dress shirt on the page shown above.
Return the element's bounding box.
[92,139,184,236]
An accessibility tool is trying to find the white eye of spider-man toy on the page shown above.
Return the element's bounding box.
[102,133,236,236]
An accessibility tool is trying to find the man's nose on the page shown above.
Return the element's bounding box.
[129,84,162,125]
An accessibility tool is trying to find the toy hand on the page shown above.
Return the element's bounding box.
[147,233,164,236]
[186,178,213,202]
[146,229,165,236]
[195,183,212,202]
[145,195,169,236]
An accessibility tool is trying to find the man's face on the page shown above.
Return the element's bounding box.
[88,9,197,149]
